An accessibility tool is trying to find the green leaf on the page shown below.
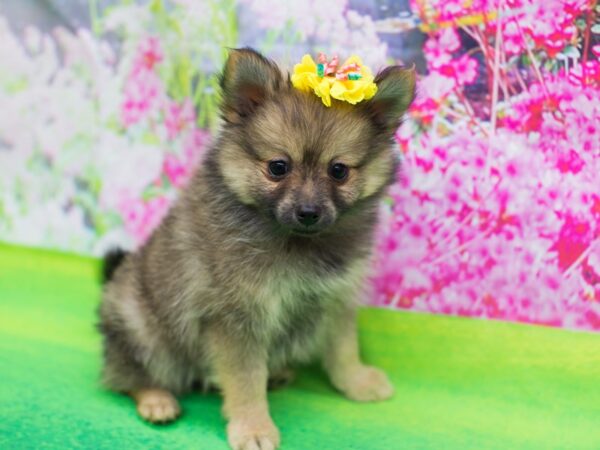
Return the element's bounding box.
[150,0,164,15]
[172,57,192,99]
[562,46,580,58]
[166,16,182,36]
[142,185,163,201]
[94,210,124,235]
[106,116,121,132]
[4,77,28,93]
[592,24,600,34]
[141,132,160,146]
[83,168,102,196]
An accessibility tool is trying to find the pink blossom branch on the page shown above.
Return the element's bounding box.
[465,47,483,57]
[483,0,506,195]
[564,239,599,279]
[472,26,495,94]
[514,19,550,99]
[499,44,511,98]
[581,7,596,86]
[427,177,502,257]
[454,88,490,137]
[463,26,494,89]
[489,0,504,137]
[428,209,476,254]
[468,25,512,101]
[461,24,480,42]
[441,105,469,120]
[427,228,494,266]
[511,66,529,93]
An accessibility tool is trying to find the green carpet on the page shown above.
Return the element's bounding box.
[0,243,599,450]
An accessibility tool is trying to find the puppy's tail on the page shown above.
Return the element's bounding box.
[102,248,128,284]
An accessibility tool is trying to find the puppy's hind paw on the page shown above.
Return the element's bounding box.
[133,388,181,424]
[336,366,395,402]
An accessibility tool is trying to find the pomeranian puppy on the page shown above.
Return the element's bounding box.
[99,48,415,450]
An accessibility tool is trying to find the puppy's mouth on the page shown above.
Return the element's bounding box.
[290,228,321,236]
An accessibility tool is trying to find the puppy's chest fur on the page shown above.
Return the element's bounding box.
[224,247,365,368]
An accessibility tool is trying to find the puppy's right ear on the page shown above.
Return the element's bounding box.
[360,66,416,135]
[219,48,283,124]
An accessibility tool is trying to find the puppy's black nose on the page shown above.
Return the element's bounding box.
[296,205,321,227]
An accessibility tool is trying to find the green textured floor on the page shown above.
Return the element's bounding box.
[0,244,599,450]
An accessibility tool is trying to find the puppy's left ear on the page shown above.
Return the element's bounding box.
[361,66,416,135]
[219,48,283,124]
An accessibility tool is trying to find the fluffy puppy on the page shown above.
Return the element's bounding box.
[98,48,415,450]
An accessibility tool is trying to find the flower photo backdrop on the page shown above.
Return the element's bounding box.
[1,1,599,331]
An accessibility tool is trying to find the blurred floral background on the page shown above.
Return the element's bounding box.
[1,0,599,331]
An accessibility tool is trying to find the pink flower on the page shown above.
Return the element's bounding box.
[121,70,162,126]
[438,55,478,85]
[118,195,171,243]
[133,36,163,72]
[183,128,211,167]
[556,149,584,174]
[524,2,579,57]
[162,154,189,188]
[437,28,461,52]
[410,72,455,126]
[582,257,600,286]
[164,99,196,140]
[455,55,478,85]
[424,28,461,72]
[568,61,600,87]
[162,129,210,189]
[502,21,525,56]
[121,37,166,127]
[551,216,593,271]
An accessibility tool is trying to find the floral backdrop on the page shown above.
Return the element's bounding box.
[1,0,599,331]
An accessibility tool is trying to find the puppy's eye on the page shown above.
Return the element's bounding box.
[329,163,349,182]
[268,160,289,178]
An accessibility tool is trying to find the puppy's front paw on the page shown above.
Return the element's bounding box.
[227,415,280,450]
[336,365,394,402]
[135,388,181,423]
